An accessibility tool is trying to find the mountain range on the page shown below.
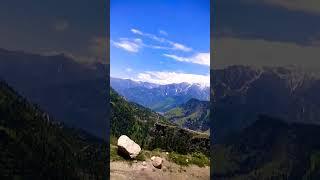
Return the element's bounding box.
[0,48,211,136]
[2,47,319,141]
[212,65,320,179]
[3,47,320,178]
[111,77,209,113]
[0,48,209,178]
[0,48,107,138]
[212,65,320,142]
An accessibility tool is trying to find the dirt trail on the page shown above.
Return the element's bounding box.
[110,160,210,180]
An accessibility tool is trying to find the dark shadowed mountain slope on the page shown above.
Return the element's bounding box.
[0,48,107,137]
[165,98,210,132]
[213,115,320,180]
[29,78,108,137]
[111,77,209,112]
[0,80,106,179]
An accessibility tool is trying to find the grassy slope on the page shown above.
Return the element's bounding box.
[110,143,209,167]
[164,99,210,132]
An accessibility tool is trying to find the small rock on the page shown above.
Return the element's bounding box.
[151,156,163,169]
[142,161,147,166]
[165,152,169,155]
[151,156,156,161]
[133,160,138,163]
[117,135,141,159]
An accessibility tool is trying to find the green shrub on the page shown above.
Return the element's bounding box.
[110,135,118,145]
[168,151,210,167]
[189,152,210,167]
[168,152,189,166]
[136,150,147,161]
[110,145,124,161]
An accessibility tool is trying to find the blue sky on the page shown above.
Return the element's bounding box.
[110,0,210,86]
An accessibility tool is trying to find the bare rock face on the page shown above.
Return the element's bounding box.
[117,135,141,159]
[151,156,163,169]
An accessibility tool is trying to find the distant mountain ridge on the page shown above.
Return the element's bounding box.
[111,77,209,112]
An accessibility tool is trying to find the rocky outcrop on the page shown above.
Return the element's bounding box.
[117,135,141,159]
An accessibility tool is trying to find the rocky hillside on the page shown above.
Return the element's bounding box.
[0,80,107,179]
[110,88,210,156]
[165,98,209,132]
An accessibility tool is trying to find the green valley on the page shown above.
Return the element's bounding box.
[110,88,210,157]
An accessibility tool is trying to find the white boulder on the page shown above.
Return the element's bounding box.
[117,135,141,159]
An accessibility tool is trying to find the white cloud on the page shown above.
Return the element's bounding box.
[111,36,179,52]
[163,52,210,66]
[133,71,210,86]
[126,68,132,72]
[146,45,171,50]
[170,42,193,52]
[131,28,143,35]
[131,28,166,42]
[159,30,168,36]
[163,54,188,62]
[130,28,192,52]
[111,38,142,53]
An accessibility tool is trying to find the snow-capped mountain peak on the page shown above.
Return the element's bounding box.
[110,77,209,112]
